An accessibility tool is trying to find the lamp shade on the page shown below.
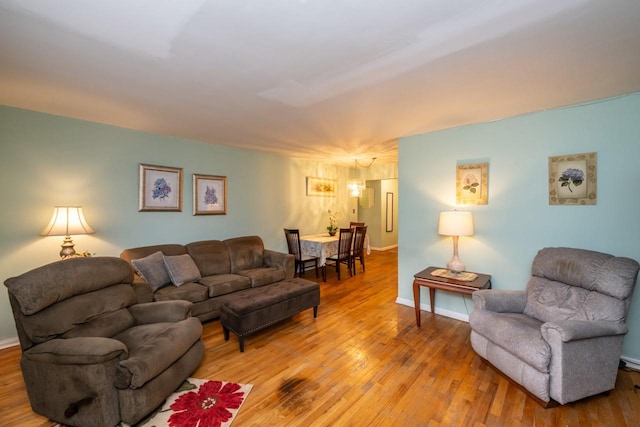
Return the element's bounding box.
[41,206,94,236]
[438,211,474,236]
[347,179,365,197]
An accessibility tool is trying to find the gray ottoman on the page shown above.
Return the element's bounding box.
[220,278,320,352]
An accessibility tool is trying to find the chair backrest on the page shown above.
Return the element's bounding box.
[353,226,367,256]
[336,228,355,260]
[4,257,135,350]
[350,222,365,228]
[524,247,639,324]
[283,228,302,260]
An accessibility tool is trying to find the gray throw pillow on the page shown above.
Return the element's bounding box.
[131,251,172,291]
[163,254,201,286]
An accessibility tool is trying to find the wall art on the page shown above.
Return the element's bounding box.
[193,174,227,215]
[456,162,488,205]
[548,152,597,205]
[139,164,183,212]
[306,176,337,197]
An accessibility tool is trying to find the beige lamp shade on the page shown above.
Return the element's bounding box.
[438,211,474,236]
[41,206,94,258]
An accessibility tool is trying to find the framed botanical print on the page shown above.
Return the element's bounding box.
[456,162,488,205]
[138,164,183,212]
[193,174,227,215]
[548,152,597,205]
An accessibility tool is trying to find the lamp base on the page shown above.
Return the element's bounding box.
[59,236,76,258]
[446,256,465,274]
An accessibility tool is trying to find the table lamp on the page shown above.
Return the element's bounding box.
[41,206,94,258]
[438,211,474,273]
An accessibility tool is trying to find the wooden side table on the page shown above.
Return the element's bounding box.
[413,266,492,327]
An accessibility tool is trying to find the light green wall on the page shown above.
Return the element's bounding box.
[398,93,640,361]
[0,106,355,342]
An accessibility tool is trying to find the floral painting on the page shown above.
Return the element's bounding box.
[194,174,227,215]
[549,152,597,205]
[456,162,488,205]
[139,164,183,212]
[306,176,337,197]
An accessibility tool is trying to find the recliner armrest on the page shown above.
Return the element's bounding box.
[541,320,628,342]
[128,300,193,324]
[263,249,295,280]
[472,289,526,313]
[23,337,128,365]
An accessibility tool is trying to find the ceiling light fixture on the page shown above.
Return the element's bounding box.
[347,158,377,198]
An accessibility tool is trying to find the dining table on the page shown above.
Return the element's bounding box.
[300,232,371,268]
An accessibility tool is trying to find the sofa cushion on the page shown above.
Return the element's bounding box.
[131,251,172,291]
[153,282,208,303]
[186,240,231,276]
[225,236,264,272]
[239,268,286,288]
[163,254,201,286]
[469,309,550,373]
[198,274,251,297]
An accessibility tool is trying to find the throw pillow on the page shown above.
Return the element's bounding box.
[164,254,202,286]
[131,251,172,291]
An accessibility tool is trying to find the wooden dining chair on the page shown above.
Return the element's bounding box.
[351,225,367,275]
[349,221,365,228]
[284,228,319,278]
[325,228,355,280]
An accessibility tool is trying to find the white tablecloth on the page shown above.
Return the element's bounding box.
[300,233,370,266]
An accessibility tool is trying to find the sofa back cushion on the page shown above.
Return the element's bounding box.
[224,236,264,272]
[524,247,639,323]
[186,240,231,276]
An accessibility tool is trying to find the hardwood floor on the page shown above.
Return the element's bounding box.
[1,249,639,426]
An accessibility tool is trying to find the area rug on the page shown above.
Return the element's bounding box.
[52,378,252,427]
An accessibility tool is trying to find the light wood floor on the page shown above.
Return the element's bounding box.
[1,249,639,426]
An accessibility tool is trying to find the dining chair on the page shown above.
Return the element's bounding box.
[350,221,365,228]
[325,227,355,280]
[351,225,367,275]
[284,228,319,278]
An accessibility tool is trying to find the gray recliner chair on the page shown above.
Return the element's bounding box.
[4,257,205,426]
[469,247,639,406]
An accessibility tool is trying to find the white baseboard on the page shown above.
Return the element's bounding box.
[371,244,398,251]
[621,356,640,371]
[0,337,19,350]
[395,297,469,322]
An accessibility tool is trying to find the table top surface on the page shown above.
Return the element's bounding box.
[414,266,491,289]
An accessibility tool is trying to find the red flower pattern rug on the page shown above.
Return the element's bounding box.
[52,378,252,427]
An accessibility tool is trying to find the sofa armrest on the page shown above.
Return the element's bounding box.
[263,249,295,280]
[541,320,628,343]
[472,289,527,313]
[128,301,193,324]
[23,337,128,365]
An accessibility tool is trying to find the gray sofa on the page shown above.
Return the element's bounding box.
[120,236,295,322]
[469,247,639,405]
[4,257,204,426]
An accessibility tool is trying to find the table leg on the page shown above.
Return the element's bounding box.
[429,287,436,313]
[413,280,421,327]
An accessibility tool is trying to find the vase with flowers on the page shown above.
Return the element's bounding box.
[327,209,341,236]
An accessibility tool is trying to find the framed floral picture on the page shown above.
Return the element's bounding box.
[456,162,488,205]
[139,164,183,212]
[548,152,597,205]
[193,174,227,215]
[306,176,337,197]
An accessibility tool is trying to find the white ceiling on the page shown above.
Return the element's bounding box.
[1,0,640,165]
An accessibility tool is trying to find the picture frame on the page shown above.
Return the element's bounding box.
[456,162,488,205]
[548,152,597,205]
[138,164,183,212]
[193,174,227,215]
[386,192,394,232]
[306,176,337,197]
